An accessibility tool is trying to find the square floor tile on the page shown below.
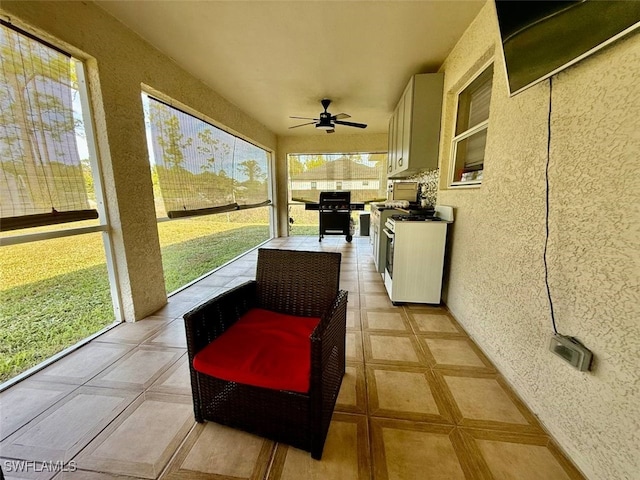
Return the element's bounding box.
[370,418,468,480]
[360,293,395,310]
[346,294,360,309]
[361,309,411,332]
[163,422,273,479]
[93,319,166,345]
[75,393,194,479]
[87,346,183,392]
[195,275,237,288]
[358,272,384,283]
[0,387,138,462]
[360,281,386,294]
[459,429,586,480]
[175,285,225,303]
[150,298,198,320]
[143,320,187,349]
[363,333,426,366]
[33,343,134,386]
[341,263,358,272]
[366,366,452,424]
[407,312,464,335]
[436,371,543,434]
[420,337,495,372]
[335,362,367,415]
[345,310,360,331]
[340,273,358,284]
[340,280,359,294]
[147,354,191,396]
[267,414,370,480]
[0,381,76,441]
[346,332,364,363]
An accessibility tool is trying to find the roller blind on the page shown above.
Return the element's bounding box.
[145,96,270,219]
[288,153,387,204]
[0,21,97,231]
[455,64,493,136]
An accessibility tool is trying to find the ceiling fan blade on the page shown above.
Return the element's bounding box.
[289,121,317,129]
[334,120,367,129]
[289,116,319,121]
[332,113,351,120]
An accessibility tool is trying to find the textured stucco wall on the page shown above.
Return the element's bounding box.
[276,133,388,236]
[1,1,277,320]
[437,4,640,479]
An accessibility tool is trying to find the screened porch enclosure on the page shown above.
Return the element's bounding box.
[287,153,387,236]
[142,93,273,293]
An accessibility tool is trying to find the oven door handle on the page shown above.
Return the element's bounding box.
[383,228,394,240]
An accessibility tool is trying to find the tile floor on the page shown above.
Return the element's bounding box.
[0,236,586,480]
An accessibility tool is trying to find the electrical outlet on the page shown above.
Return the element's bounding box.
[549,334,593,371]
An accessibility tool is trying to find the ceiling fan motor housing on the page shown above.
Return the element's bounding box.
[317,111,334,128]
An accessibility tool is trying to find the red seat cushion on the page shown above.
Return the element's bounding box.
[193,308,320,393]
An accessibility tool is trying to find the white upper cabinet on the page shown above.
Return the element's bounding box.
[388,73,444,178]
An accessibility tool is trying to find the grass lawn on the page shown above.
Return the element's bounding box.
[0,215,270,383]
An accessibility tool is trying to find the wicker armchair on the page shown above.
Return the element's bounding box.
[184,248,347,459]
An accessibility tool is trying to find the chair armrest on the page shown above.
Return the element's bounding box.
[310,289,348,375]
[183,280,258,359]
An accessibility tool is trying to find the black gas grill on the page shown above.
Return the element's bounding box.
[305,191,364,242]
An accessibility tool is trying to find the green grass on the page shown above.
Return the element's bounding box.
[0,214,270,383]
[160,224,269,292]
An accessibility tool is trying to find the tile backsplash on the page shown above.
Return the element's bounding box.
[407,168,439,207]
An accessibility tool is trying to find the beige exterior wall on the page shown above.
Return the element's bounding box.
[1,1,277,320]
[276,134,388,236]
[437,4,640,479]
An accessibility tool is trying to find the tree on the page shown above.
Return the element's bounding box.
[197,128,219,173]
[303,154,327,171]
[149,103,192,169]
[238,159,265,182]
[288,155,305,176]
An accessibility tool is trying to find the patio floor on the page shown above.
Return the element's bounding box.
[0,236,584,479]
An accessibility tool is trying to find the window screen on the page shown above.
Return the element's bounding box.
[145,95,270,218]
[288,153,387,204]
[0,21,97,231]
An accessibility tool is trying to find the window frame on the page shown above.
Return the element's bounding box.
[0,24,124,389]
[0,26,121,323]
[448,61,494,188]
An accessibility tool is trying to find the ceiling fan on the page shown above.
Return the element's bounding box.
[289,99,367,133]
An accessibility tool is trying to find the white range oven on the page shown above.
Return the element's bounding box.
[383,205,453,305]
[369,203,400,274]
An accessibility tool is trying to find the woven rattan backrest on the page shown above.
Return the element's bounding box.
[255,249,341,317]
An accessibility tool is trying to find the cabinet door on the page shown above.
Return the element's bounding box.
[391,101,403,174]
[397,81,413,175]
[387,114,395,176]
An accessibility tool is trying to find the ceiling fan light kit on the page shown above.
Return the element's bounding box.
[289,99,367,133]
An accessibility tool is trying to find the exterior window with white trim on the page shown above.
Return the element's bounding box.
[450,64,493,186]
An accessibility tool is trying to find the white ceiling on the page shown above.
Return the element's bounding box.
[96,0,486,136]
